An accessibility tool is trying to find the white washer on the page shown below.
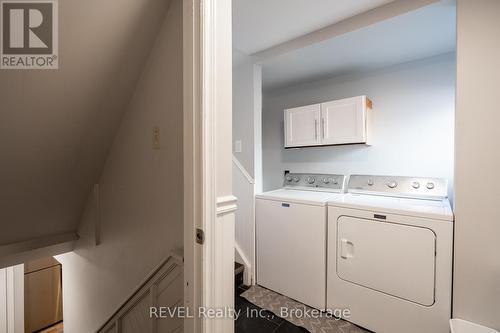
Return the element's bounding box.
[327,175,453,333]
[256,173,346,310]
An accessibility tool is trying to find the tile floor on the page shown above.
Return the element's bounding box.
[236,287,308,333]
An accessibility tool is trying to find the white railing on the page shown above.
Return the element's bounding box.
[232,156,255,184]
[232,156,255,285]
[97,250,183,333]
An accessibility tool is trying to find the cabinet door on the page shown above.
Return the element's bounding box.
[321,96,366,145]
[284,104,321,147]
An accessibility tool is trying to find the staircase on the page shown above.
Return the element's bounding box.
[97,252,183,333]
[233,155,256,286]
[235,262,244,290]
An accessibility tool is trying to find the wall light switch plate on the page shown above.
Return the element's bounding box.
[235,140,242,153]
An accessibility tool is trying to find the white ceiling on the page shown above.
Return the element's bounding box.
[233,0,395,55]
[261,2,456,91]
[0,0,170,246]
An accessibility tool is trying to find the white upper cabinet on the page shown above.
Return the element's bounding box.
[284,104,321,147]
[322,96,369,145]
[284,96,372,148]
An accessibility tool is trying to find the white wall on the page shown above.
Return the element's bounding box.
[233,51,256,176]
[262,53,455,199]
[233,51,262,182]
[453,0,500,329]
[56,1,183,332]
[232,51,262,283]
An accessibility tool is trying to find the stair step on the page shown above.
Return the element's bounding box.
[235,262,244,288]
[234,262,244,275]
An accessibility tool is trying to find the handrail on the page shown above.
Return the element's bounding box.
[96,249,183,333]
[232,155,255,184]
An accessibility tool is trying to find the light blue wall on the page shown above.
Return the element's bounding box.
[233,51,257,177]
[262,53,455,200]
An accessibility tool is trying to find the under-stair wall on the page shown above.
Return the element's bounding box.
[55,1,183,332]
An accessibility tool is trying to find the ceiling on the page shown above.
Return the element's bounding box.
[261,2,456,91]
[0,0,170,246]
[233,0,395,55]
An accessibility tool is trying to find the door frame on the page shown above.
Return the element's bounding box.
[0,264,24,333]
[183,1,235,333]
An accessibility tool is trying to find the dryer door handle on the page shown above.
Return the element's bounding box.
[340,239,354,259]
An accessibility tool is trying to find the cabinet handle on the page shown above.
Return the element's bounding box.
[314,119,318,140]
[321,118,325,139]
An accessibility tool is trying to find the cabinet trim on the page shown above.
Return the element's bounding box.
[284,141,368,149]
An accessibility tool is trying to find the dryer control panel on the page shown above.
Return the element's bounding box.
[348,175,448,200]
[284,173,346,192]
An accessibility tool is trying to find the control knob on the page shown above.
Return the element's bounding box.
[411,181,420,189]
[367,179,374,186]
[426,182,435,190]
[387,180,398,189]
[292,176,300,183]
[306,176,315,184]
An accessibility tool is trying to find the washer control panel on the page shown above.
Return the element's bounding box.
[284,173,346,192]
[348,175,448,200]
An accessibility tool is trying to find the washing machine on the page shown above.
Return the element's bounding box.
[327,175,453,333]
[256,173,346,310]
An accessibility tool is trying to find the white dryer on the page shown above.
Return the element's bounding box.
[256,173,346,310]
[327,175,453,333]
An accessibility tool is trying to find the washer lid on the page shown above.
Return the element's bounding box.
[256,189,344,206]
[328,193,453,221]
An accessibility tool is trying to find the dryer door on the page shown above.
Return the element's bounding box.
[337,216,436,306]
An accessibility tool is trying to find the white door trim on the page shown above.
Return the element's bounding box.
[184,0,234,333]
[0,265,24,333]
[183,0,202,332]
[216,196,238,216]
